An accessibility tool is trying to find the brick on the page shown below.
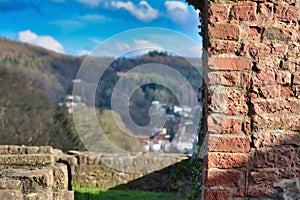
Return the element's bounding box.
[254,147,295,168]
[248,184,279,197]
[231,2,257,20]
[52,163,69,190]
[206,188,231,200]
[0,178,22,190]
[207,115,243,134]
[241,72,250,89]
[287,58,300,73]
[53,191,74,200]
[208,71,240,86]
[204,169,242,187]
[275,6,298,22]
[259,3,273,20]
[208,4,228,22]
[208,23,239,40]
[276,71,291,84]
[253,99,300,115]
[278,167,300,179]
[253,131,300,148]
[250,43,272,59]
[263,28,290,43]
[0,190,23,200]
[253,113,300,131]
[248,26,261,40]
[208,40,236,54]
[0,154,54,167]
[24,192,53,200]
[253,71,276,87]
[259,85,280,98]
[234,188,245,197]
[207,153,247,168]
[0,146,53,155]
[256,58,281,71]
[250,170,279,184]
[208,135,250,153]
[208,58,249,71]
[281,86,294,98]
[2,168,54,189]
[209,87,248,115]
[293,73,300,85]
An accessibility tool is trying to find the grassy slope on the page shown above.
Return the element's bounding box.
[74,188,176,200]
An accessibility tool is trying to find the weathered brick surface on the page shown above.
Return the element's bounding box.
[231,2,257,20]
[205,188,231,200]
[204,169,243,187]
[208,4,228,22]
[208,135,250,153]
[208,58,249,71]
[208,23,239,40]
[254,146,296,168]
[187,0,300,199]
[275,5,298,22]
[207,153,247,168]
[208,40,236,55]
[207,115,243,134]
[208,71,240,86]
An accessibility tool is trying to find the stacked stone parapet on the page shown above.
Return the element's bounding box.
[0,145,73,200]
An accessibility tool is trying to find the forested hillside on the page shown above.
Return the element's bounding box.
[0,38,202,151]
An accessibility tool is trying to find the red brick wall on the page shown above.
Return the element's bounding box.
[188,0,300,199]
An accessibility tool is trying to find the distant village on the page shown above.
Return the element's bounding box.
[136,101,200,154]
[60,79,200,154]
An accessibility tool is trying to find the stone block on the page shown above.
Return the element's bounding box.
[275,5,298,22]
[231,1,257,20]
[208,40,236,54]
[208,135,250,153]
[0,154,54,167]
[207,115,243,134]
[208,23,239,40]
[208,4,228,22]
[208,58,249,71]
[204,169,243,187]
[0,190,23,200]
[207,153,247,168]
[208,71,240,86]
[0,178,22,190]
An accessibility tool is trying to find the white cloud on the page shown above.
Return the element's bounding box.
[133,39,162,50]
[111,1,158,23]
[77,0,102,7]
[18,30,65,54]
[77,50,91,56]
[164,1,190,25]
[164,1,188,13]
[79,14,106,20]
[93,39,163,57]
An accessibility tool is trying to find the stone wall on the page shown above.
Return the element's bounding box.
[56,150,191,192]
[0,145,191,199]
[0,145,73,200]
[187,0,300,199]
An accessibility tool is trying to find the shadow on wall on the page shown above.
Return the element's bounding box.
[203,131,300,200]
[112,158,192,194]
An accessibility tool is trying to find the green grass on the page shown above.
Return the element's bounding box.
[74,188,177,200]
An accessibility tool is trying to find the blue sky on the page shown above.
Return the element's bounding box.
[0,0,201,57]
